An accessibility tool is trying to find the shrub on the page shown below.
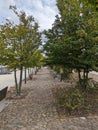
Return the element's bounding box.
[64,88,83,113]
[55,87,92,115]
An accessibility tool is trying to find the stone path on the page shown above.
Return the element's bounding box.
[0,67,98,130]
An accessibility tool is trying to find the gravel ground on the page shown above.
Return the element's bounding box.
[0,67,98,130]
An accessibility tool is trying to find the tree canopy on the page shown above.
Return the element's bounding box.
[0,6,42,95]
[44,0,98,88]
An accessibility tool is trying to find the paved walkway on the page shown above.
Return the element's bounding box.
[0,67,98,130]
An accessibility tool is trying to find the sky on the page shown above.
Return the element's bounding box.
[0,0,59,31]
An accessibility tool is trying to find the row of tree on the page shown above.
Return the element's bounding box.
[0,6,43,95]
[44,0,98,89]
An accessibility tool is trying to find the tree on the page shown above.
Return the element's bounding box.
[0,6,41,95]
[44,0,98,88]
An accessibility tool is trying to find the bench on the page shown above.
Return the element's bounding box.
[0,87,8,101]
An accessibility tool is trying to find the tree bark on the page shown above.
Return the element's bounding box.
[24,67,27,84]
[77,69,81,81]
[18,65,23,95]
[14,68,18,95]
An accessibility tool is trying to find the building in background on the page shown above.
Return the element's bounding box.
[0,65,11,74]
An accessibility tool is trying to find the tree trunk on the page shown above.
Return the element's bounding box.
[35,67,38,75]
[60,73,63,81]
[18,65,23,95]
[83,69,88,89]
[28,68,33,80]
[86,69,89,80]
[28,68,30,75]
[77,69,81,81]
[30,68,32,73]
[24,67,27,84]
[14,68,18,95]
[83,69,86,80]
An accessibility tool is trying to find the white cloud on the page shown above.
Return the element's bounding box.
[9,0,15,5]
[0,0,59,30]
